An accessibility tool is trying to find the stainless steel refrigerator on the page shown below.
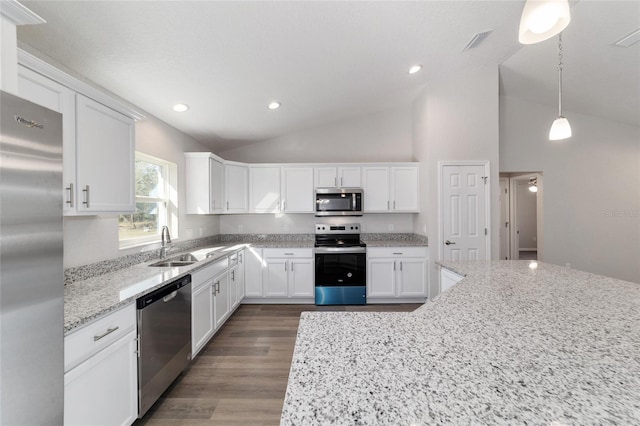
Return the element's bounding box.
[0,90,63,424]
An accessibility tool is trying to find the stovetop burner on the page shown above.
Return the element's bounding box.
[314,223,366,248]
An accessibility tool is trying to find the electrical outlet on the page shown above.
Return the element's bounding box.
[238,224,244,233]
[388,224,394,231]
[186,228,193,238]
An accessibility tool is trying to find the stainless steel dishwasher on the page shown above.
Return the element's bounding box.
[137,275,192,417]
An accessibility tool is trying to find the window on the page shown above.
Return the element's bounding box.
[119,152,178,247]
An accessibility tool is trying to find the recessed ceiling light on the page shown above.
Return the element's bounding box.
[268,101,281,110]
[408,65,422,74]
[172,103,189,112]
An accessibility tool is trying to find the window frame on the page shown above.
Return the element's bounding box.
[119,152,178,249]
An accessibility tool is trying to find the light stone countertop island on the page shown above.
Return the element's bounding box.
[280,261,640,425]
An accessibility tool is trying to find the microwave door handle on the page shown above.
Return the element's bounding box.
[352,193,356,210]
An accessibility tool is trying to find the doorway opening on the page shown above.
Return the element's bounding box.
[499,172,543,261]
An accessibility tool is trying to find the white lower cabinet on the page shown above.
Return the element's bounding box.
[191,250,245,358]
[244,248,314,303]
[440,267,464,292]
[213,271,230,329]
[64,304,137,426]
[236,251,246,303]
[367,247,428,302]
[191,277,215,356]
[244,248,264,297]
[263,249,314,299]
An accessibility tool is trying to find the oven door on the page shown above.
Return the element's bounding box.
[314,249,366,287]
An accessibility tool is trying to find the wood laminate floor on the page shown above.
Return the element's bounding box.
[135,303,421,426]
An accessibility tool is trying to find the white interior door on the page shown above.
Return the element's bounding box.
[440,163,489,261]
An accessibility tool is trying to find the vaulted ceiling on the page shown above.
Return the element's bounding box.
[16,1,639,152]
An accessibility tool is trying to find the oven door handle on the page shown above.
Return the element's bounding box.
[315,247,366,254]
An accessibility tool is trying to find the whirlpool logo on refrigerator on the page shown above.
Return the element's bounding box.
[14,115,44,129]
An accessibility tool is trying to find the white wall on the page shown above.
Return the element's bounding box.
[412,64,501,299]
[500,95,640,283]
[218,106,413,163]
[220,213,414,235]
[64,114,219,267]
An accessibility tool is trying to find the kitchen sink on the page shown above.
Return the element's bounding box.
[148,253,198,267]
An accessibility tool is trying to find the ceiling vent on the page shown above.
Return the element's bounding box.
[614,28,640,48]
[462,30,494,51]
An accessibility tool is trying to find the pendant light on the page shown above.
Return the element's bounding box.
[549,33,572,141]
[518,0,571,45]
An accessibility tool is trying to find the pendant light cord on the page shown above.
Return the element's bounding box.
[557,33,564,117]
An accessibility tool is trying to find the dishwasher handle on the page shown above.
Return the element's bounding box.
[163,291,178,303]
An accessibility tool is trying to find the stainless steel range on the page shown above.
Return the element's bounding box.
[314,223,366,305]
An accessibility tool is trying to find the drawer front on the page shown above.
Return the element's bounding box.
[367,247,427,258]
[192,257,229,286]
[262,248,313,259]
[64,303,136,372]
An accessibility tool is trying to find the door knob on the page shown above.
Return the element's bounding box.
[445,240,456,245]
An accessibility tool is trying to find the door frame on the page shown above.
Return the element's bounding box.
[437,161,492,263]
[508,173,544,261]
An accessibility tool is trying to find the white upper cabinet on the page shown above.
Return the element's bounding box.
[314,166,361,189]
[281,167,313,213]
[249,166,281,213]
[17,65,76,214]
[18,64,137,215]
[224,162,248,213]
[362,167,391,212]
[362,165,419,213]
[391,167,419,212]
[76,95,135,213]
[185,153,224,214]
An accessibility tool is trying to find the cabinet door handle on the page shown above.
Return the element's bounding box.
[400,261,403,271]
[94,326,119,341]
[393,200,396,210]
[282,200,286,211]
[387,200,390,210]
[231,270,235,280]
[66,183,74,207]
[334,176,337,187]
[284,262,287,272]
[393,262,396,271]
[239,254,243,264]
[227,201,229,210]
[82,185,90,208]
[340,177,343,187]
[291,262,294,272]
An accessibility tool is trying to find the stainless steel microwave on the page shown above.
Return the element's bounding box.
[315,188,363,216]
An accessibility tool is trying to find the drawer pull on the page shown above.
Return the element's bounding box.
[93,326,119,341]
[393,252,403,255]
[284,253,294,255]
[163,290,178,303]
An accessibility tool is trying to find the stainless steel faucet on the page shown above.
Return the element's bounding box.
[160,226,172,258]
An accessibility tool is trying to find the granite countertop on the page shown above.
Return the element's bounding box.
[64,243,249,333]
[64,233,424,334]
[281,260,640,425]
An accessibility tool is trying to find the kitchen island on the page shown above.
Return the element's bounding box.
[281,261,640,425]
